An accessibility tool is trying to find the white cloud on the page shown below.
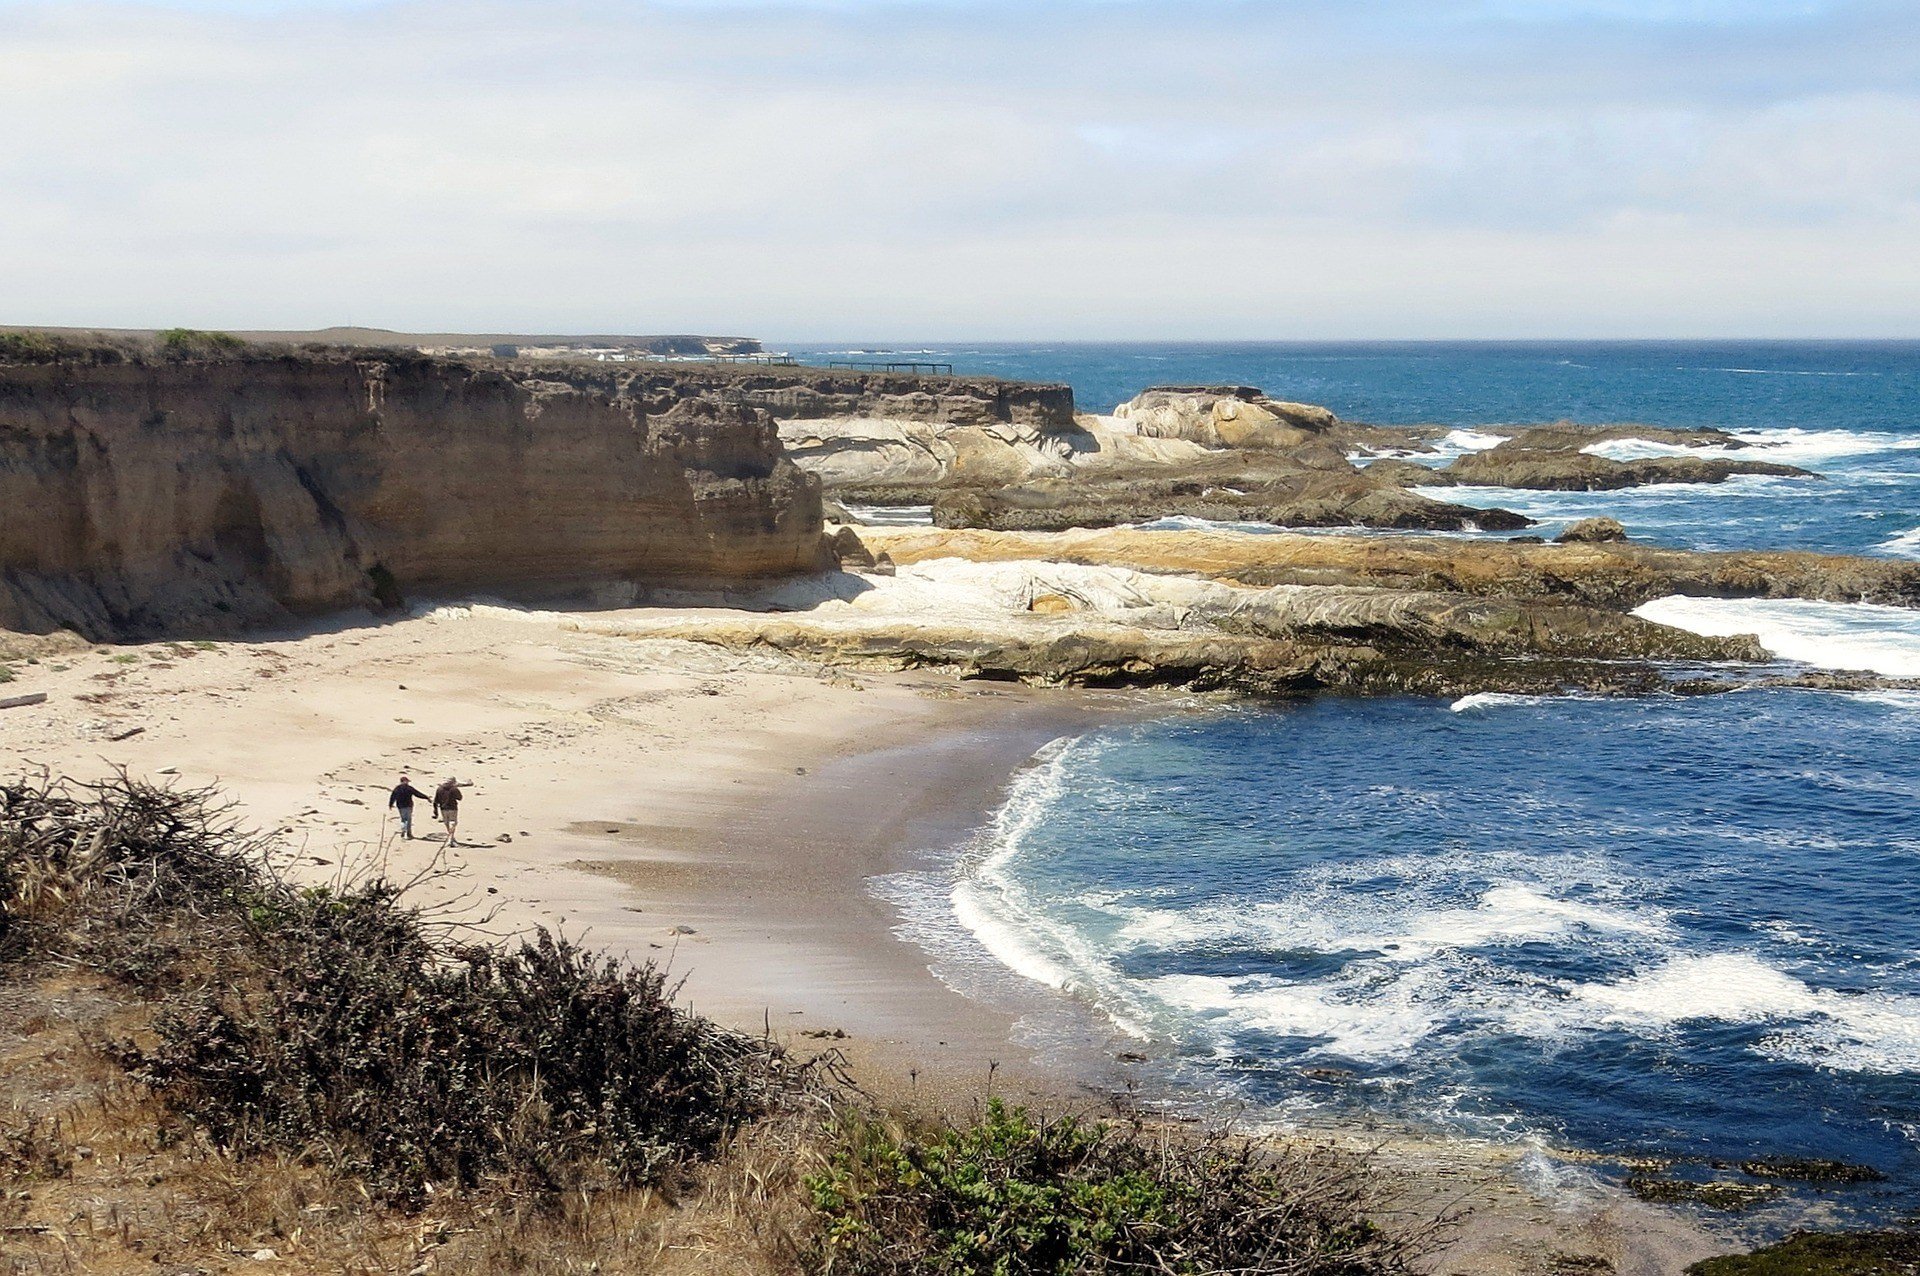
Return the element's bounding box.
[0,0,1914,336]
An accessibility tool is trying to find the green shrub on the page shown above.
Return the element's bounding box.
[805,1099,1428,1275]
[156,328,246,360]
[0,331,66,363]
[0,665,14,684]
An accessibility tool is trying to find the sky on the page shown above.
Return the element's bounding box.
[1,0,1916,340]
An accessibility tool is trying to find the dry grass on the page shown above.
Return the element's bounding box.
[0,973,818,1276]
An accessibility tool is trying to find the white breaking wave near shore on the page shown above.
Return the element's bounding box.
[949,735,1155,1038]
[1106,878,1920,1074]
[1583,427,1920,466]
[1878,527,1920,558]
[943,720,1920,1093]
[1634,595,1920,678]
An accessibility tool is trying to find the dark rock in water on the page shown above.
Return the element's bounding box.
[1509,534,1546,544]
[1687,1229,1920,1275]
[1559,518,1629,544]
[1724,1156,1887,1184]
[1300,1066,1355,1082]
[1439,447,1812,491]
[1624,1175,1779,1211]
[932,469,1530,535]
[1400,423,1815,492]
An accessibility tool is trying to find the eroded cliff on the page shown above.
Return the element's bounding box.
[0,349,824,638]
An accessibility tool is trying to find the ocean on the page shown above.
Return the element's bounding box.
[798,341,1920,1220]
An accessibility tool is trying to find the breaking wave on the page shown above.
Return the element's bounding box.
[1634,595,1920,678]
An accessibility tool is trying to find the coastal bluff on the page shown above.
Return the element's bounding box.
[0,346,825,639]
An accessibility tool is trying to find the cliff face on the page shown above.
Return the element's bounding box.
[611,367,1078,430]
[0,353,823,639]
[558,365,1085,494]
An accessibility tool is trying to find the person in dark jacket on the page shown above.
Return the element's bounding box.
[432,777,464,846]
[388,774,430,840]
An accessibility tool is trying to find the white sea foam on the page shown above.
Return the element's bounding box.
[840,503,934,527]
[1733,427,1920,464]
[1568,954,1920,1074]
[1449,692,1533,712]
[1149,970,1444,1063]
[1513,1145,1616,1214]
[1706,367,1879,378]
[1580,427,1919,468]
[1131,514,1285,536]
[1634,595,1920,677]
[1879,527,1920,558]
[1116,882,1665,964]
[1767,990,1920,1074]
[1579,437,1712,462]
[1568,953,1819,1028]
[1440,428,1508,453]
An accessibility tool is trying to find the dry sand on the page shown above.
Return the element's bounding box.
[0,603,1733,1273]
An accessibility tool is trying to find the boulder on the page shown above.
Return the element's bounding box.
[1110,386,1341,450]
[1558,518,1629,544]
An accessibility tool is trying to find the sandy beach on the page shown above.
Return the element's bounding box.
[0,605,1143,1097]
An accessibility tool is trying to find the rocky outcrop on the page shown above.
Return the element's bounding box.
[1558,518,1629,544]
[764,378,1549,535]
[930,469,1531,534]
[779,417,1078,489]
[1108,386,1342,450]
[1380,422,1814,492]
[0,350,823,639]
[851,526,1920,612]
[1429,448,1812,491]
[561,557,1766,698]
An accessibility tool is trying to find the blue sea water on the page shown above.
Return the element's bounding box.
[802,342,1920,1215]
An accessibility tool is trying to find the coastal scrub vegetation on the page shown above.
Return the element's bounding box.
[155,326,246,358]
[0,773,1434,1273]
[806,1100,1430,1275]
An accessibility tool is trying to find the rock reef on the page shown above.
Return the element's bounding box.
[1369,422,1814,492]
[546,555,1767,699]
[854,526,1920,611]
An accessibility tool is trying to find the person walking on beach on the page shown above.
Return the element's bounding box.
[432,777,464,846]
[387,774,430,840]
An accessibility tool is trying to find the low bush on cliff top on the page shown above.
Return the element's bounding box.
[0,327,247,365]
[0,773,808,1207]
[804,1099,1431,1276]
[0,330,64,362]
[156,326,246,358]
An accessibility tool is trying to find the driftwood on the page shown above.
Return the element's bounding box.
[0,692,48,710]
[106,726,145,741]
